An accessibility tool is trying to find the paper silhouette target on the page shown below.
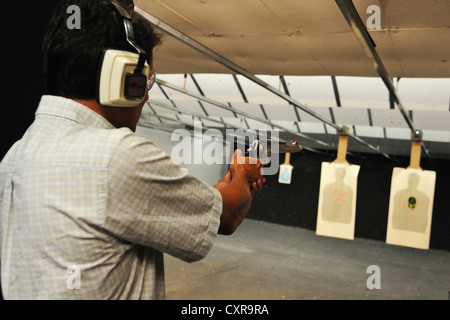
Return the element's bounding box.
[386,168,436,250]
[316,163,360,240]
[392,173,430,233]
[321,167,354,223]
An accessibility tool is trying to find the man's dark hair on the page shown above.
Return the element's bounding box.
[42,0,162,99]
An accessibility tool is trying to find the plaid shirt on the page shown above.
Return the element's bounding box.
[0,95,222,299]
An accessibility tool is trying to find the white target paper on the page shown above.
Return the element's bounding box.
[316,162,360,240]
[386,168,436,250]
[278,163,293,184]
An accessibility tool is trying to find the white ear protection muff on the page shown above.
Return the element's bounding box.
[97,1,150,107]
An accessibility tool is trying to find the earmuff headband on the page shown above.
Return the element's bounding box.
[110,1,147,74]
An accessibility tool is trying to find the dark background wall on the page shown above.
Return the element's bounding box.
[249,151,450,251]
[2,1,57,158]
[1,0,59,300]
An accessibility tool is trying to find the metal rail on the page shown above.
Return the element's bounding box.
[144,98,327,156]
[335,0,431,161]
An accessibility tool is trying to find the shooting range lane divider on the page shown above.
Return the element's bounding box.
[316,126,360,241]
[335,0,431,163]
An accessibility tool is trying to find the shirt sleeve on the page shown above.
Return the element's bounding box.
[104,131,222,263]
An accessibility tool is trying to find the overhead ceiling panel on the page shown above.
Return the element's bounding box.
[136,0,450,77]
[262,104,299,121]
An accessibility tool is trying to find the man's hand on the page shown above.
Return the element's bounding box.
[229,149,265,198]
[215,168,265,199]
[229,149,263,183]
[250,178,265,198]
[214,150,266,235]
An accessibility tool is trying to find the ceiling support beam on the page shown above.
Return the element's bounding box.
[280,75,302,122]
[188,74,210,117]
[232,74,248,103]
[389,78,395,110]
[331,76,342,107]
[136,6,391,160]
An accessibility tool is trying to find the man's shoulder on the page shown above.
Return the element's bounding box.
[111,129,167,164]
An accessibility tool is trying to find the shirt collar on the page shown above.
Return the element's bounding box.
[35,95,115,130]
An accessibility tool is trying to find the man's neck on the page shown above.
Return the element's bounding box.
[73,99,140,132]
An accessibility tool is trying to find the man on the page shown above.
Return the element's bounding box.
[0,0,264,299]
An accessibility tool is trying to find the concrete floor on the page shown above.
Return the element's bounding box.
[165,219,450,300]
